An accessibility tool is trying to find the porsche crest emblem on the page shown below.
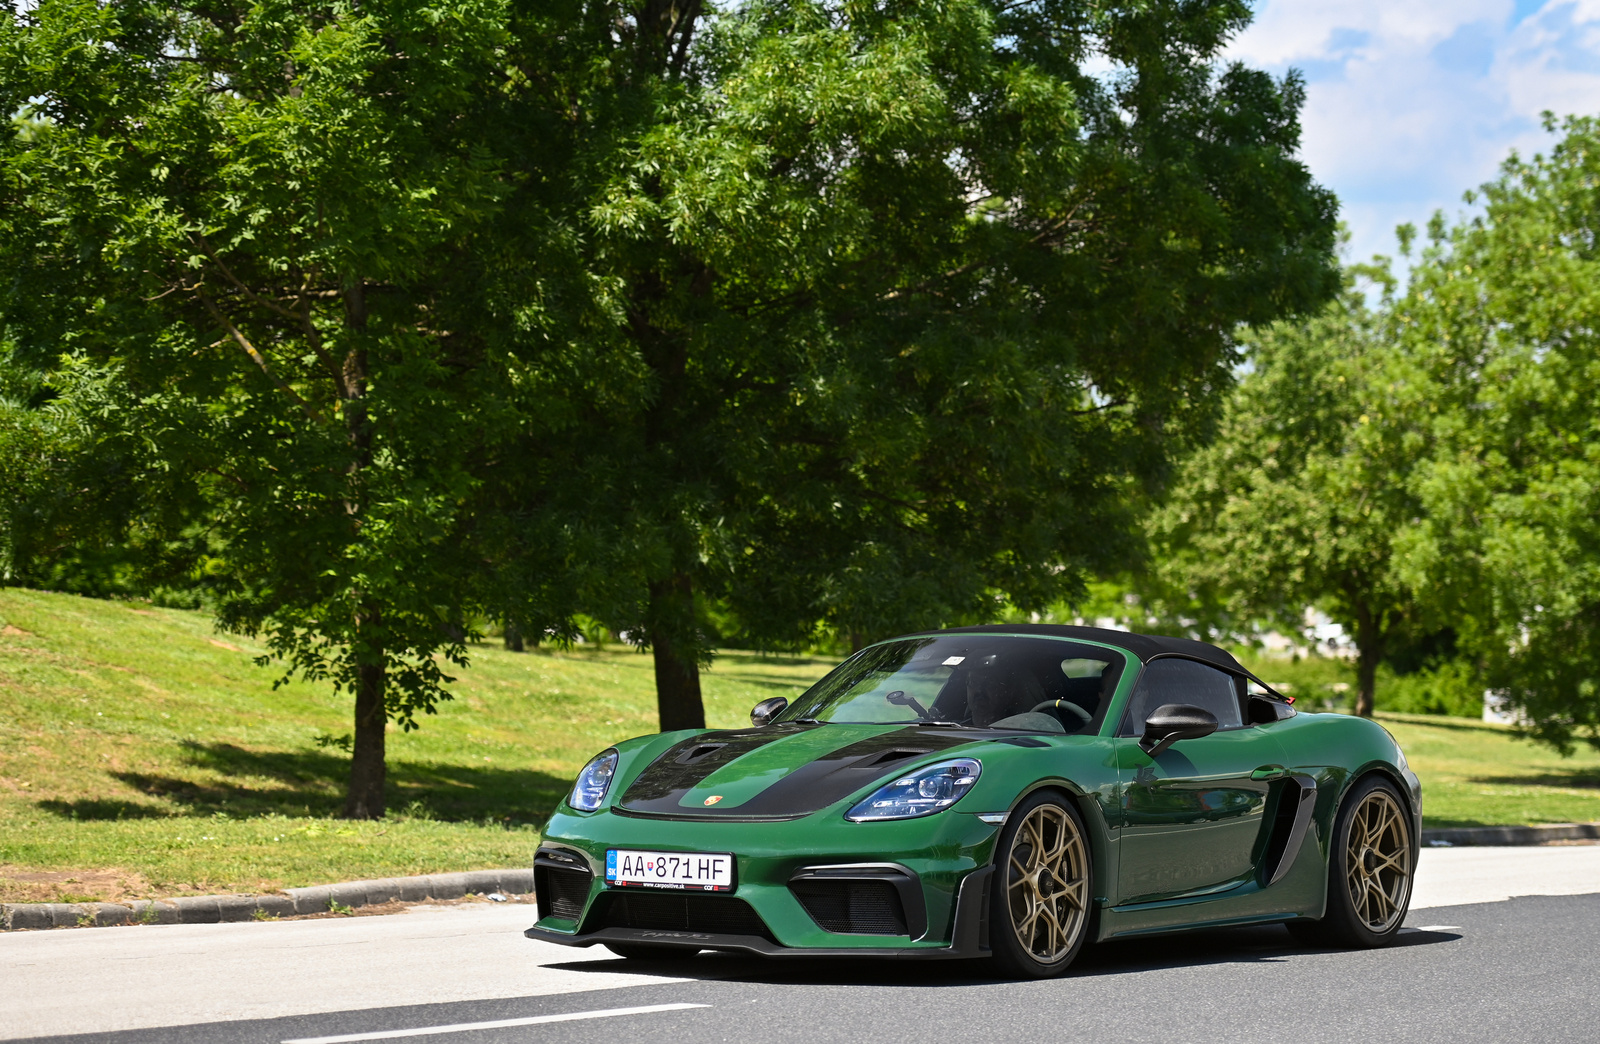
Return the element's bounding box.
[703,795,724,806]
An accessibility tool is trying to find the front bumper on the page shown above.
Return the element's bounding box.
[524,865,994,959]
[526,806,1001,958]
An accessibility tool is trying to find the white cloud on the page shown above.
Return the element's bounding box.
[1226,0,1600,270]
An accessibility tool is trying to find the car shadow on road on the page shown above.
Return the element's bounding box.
[543,923,1462,987]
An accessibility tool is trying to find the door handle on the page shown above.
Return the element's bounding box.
[1251,765,1287,781]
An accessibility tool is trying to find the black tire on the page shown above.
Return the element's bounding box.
[988,790,1094,979]
[602,942,699,960]
[1289,774,1415,949]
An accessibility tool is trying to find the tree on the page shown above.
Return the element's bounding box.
[0,0,550,816]
[1392,115,1600,753]
[1147,274,1428,717]
[488,0,1340,730]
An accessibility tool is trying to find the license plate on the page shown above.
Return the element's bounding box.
[605,849,734,891]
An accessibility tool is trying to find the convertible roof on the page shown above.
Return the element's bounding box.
[935,624,1286,697]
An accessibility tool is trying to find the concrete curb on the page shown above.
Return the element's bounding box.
[1,868,535,932]
[1422,822,1600,847]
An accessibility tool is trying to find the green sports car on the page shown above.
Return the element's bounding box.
[526,625,1420,977]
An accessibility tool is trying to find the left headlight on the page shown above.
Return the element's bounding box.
[846,758,982,822]
[569,749,619,812]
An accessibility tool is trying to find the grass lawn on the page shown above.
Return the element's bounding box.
[0,589,829,903]
[2,589,1597,903]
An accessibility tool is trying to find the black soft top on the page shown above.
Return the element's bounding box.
[936,624,1285,698]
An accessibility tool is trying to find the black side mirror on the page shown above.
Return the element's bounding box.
[1139,703,1219,757]
[750,696,789,727]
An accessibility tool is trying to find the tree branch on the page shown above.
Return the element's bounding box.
[197,291,326,423]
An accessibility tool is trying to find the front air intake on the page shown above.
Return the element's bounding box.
[595,892,773,939]
[790,878,909,935]
[534,859,592,922]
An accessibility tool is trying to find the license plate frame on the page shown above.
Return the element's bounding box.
[604,849,736,892]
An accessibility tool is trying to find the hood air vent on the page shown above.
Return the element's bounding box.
[677,742,728,764]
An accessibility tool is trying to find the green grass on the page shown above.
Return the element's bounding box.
[1374,712,1600,829]
[0,588,830,903]
[2,590,1597,903]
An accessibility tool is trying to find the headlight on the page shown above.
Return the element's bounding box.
[569,750,618,812]
[846,758,981,822]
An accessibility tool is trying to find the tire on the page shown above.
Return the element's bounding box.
[988,790,1094,979]
[602,942,699,960]
[1289,774,1415,948]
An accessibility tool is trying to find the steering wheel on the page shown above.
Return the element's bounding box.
[1031,699,1092,725]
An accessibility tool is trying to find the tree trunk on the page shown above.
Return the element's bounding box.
[1351,599,1386,719]
[340,279,387,818]
[344,608,387,818]
[504,620,525,652]
[648,572,706,731]
[1354,645,1378,718]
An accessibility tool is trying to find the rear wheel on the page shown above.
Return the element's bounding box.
[602,942,699,960]
[989,791,1093,978]
[1289,774,1414,948]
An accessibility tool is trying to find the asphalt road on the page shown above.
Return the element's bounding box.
[5,846,1599,1044]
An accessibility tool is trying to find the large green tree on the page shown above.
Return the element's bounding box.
[1147,274,1428,717]
[487,0,1340,730]
[1392,115,1600,753]
[3,0,1340,771]
[0,0,565,816]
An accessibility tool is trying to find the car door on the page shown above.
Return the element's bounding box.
[1114,657,1288,905]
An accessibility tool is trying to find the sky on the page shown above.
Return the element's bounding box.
[1227,0,1600,271]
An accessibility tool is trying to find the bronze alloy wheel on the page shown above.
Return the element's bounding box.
[1004,801,1090,965]
[1342,786,1412,933]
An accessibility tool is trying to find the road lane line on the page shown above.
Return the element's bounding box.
[279,1002,709,1043]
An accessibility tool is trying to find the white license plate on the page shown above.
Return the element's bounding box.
[605,849,734,891]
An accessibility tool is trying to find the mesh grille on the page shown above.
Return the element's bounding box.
[791,879,908,935]
[536,866,591,921]
[596,892,772,938]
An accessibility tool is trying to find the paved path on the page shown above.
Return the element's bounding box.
[3,845,1597,1043]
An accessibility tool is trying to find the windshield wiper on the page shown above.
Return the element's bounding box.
[915,720,969,728]
[791,717,826,725]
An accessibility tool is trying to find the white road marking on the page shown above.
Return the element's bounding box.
[1408,925,1462,932]
[279,1003,709,1044]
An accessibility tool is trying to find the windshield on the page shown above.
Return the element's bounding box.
[777,635,1127,734]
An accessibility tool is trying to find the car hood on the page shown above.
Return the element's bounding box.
[616,723,982,819]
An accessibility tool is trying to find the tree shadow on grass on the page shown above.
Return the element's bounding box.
[36,741,571,824]
[1471,769,1600,789]
[34,798,173,821]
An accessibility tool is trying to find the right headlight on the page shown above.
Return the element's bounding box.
[568,749,618,812]
[846,758,982,821]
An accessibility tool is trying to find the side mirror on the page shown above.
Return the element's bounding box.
[750,696,789,727]
[1139,703,1219,757]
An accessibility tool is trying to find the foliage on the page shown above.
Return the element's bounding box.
[482,0,1339,729]
[1,0,1339,768]
[1392,114,1600,754]
[0,0,561,814]
[1146,274,1430,716]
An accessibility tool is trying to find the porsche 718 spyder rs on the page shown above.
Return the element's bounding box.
[526,625,1421,977]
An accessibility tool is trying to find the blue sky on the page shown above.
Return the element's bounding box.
[1226,0,1600,268]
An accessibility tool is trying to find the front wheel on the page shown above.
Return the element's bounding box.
[988,791,1094,978]
[1289,774,1415,948]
